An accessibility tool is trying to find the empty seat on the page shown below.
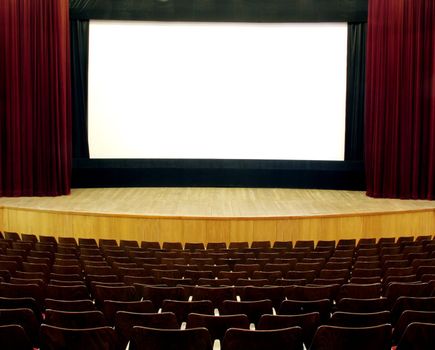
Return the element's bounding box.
[251,241,271,249]
[357,238,377,246]
[222,327,303,350]
[0,308,39,346]
[192,286,236,309]
[162,242,183,250]
[0,324,33,350]
[102,300,154,325]
[162,300,214,324]
[336,297,390,313]
[185,242,205,251]
[45,284,89,301]
[4,232,20,241]
[44,309,107,329]
[94,285,138,309]
[328,311,391,327]
[337,239,356,247]
[391,296,435,325]
[220,299,273,326]
[228,242,249,249]
[396,322,435,350]
[336,283,381,301]
[279,299,332,323]
[385,282,430,305]
[288,284,339,302]
[138,285,187,310]
[84,266,113,276]
[206,242,227,250]
[77,238,97,247]
[319,269,350,280]
[115,311,179,350]
[58,237,77,246]
[197,278,231,287]
[140,241,160,249]
[0,282,44,305]
[257,313,320,348]
[52,264,82,275]
[130,326,212,350]
[295,240,315,250]
[392,310,435,343]
[273,241,293,250]
[12,242,33,253]
[44,299,95,312]
[351,268,382,278]
[118,240,138,248]
[39,324,117,350]
[233,264,261,278]
[186,313,249,342]
[241,286,283,308]
[10,277,45,288]
[310,324,392,350]
[99,239,118,247]
[252,271,282,283]
[39,236,57,245]
[218,271,248,284]
[184,270,214,284]
[286,270,316,283]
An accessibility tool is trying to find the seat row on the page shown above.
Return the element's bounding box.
[1,231,434,250]
[1,301,435,350]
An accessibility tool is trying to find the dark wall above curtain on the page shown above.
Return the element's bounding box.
[70,0,367,22]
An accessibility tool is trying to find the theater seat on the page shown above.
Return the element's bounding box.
[309,324,392,350]
[129,326,212,350]
[0,324,33,350]
[396,322,435,350]
[39,324,117,350]
[222,327,303,350]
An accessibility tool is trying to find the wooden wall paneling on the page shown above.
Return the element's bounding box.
[0,207,4,232]
[140,218,160,243]
[229,220,254,244]
[159,218,184,244]
[182,219,207,243]
[252,219,277,243]
[205,219,231,243]
[276,219,299,243]
[0,189,434,244]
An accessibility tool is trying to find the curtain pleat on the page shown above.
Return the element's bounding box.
[71,20,90,159]
[0,0,71,196]
[365,0,434,199]
[345,23,366,161]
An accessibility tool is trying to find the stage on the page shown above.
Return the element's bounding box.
[0,188,434,244]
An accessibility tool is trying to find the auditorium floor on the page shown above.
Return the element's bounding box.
[0,188,434,218]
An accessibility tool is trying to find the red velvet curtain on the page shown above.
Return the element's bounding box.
[365,0,434,199]
[0,0,71,196]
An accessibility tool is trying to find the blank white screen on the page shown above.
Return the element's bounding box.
[88,21,347,160]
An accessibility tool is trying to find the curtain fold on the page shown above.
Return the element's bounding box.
[345,23,366,161]
[0,0,71,196]
[365,0,434,199]
[71,20,90,159]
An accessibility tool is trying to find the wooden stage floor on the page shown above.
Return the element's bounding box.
[1,188,434,243]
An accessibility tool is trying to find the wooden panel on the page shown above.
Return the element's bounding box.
[229,220,254,244]
[253,220,277,242]
[205,220,230,243]
[0,189,434,244]
[159,219,184,244]
[183,219,207,243]
[0,207,4,232]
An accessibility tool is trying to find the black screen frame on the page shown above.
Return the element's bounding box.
[70,0,367,190]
